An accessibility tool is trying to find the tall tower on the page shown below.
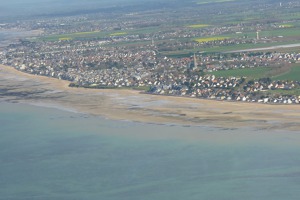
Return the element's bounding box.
[193,53,197,69]
[151,33,157,47]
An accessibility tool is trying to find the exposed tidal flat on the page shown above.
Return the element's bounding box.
[0,67,300,199]
[1,64,300,131]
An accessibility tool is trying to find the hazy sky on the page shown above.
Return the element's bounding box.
[0,0,167,20]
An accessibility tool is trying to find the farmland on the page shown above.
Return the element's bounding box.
[41,31,103,41]
[264,88,300,96]
[28,0,300,57]
[187,24,210,28]
[208,64,300,83]
[194,37,229,43]
[279,24,295,28]
[39,27,163,42]
[110,32,128,36]
[208,67,272,79]
[273,65,300,81]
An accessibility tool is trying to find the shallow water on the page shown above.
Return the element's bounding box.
[0,31,17,47]
[0,30,39,48]
[0,102,300,200]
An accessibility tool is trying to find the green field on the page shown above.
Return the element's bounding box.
[208,65,300,83]
[217,27,300,39]
[39,25,164,42]
[206,41,300,53]
[161,26,300,57]
[273,65,300,81]
[264,88,300,96]
[187,24,210,28]
[208,67,272,79]
[259,27,300,37]
[279,24,294,28]
[110,32,127,36]
[41,31,104,41]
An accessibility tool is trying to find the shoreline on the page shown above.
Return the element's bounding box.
[1,64,300,131]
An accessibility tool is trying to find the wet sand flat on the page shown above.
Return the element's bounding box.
[1,64,300,131]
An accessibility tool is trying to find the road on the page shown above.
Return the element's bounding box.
[224,43,300,53]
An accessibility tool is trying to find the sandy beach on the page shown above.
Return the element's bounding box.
[1,64,300,131]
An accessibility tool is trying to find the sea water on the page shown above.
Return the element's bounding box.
[0,102,300,200]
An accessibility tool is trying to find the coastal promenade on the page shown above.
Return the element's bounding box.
[1,64,300,131]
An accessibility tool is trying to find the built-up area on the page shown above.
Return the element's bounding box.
[1,37,300,104]
[1,0,300,104]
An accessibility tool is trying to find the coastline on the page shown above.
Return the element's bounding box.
[1,64,300,131]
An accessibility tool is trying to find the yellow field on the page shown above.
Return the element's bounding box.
[59,37,72,41]
[279,24,294,28]
[73,31,101,35]
[187,24,210,28]
[194,36,229,42]
[110,32,127,36]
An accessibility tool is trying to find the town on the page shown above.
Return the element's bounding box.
[1,0,300,104]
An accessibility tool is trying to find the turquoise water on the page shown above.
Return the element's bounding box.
[0,102,300,200]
